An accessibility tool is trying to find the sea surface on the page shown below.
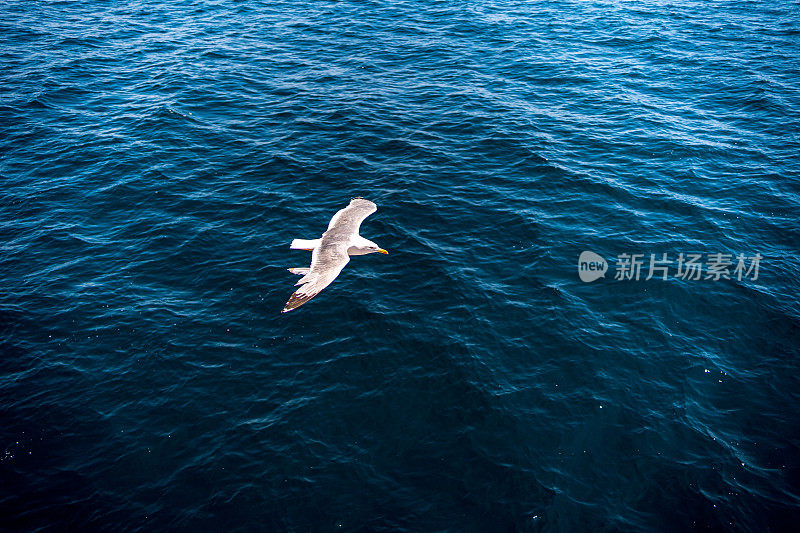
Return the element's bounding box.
[2,0,799,531]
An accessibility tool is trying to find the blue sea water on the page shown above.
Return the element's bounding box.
[2,0,800,531]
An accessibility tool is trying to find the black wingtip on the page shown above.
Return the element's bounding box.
[282,290,317,313]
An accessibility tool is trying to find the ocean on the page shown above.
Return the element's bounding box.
[1,0,799,531]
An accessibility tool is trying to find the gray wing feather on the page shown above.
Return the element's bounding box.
[325,197,377,238]
[282,241,350,312]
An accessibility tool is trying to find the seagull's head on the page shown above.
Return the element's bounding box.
[351,236,388,256]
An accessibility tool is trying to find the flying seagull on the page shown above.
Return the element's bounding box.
[282,197,388,313]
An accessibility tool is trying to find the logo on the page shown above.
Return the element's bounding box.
[578,251,608,282]
[576,251,761,282]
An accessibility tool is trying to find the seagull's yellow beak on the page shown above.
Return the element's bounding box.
[377,248,389,255]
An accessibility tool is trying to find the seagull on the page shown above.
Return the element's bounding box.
[282,197,388,313]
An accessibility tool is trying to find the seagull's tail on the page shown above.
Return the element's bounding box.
[290,238,321,250]
[287,267,316,286]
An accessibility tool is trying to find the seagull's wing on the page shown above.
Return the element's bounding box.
[282,240,350,313]
[325,197,377,236]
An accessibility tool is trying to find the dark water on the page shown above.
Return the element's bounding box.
[2,0,800,531]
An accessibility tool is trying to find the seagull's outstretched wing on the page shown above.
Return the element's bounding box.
[324,197,377,237]
[282,240,350,313]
